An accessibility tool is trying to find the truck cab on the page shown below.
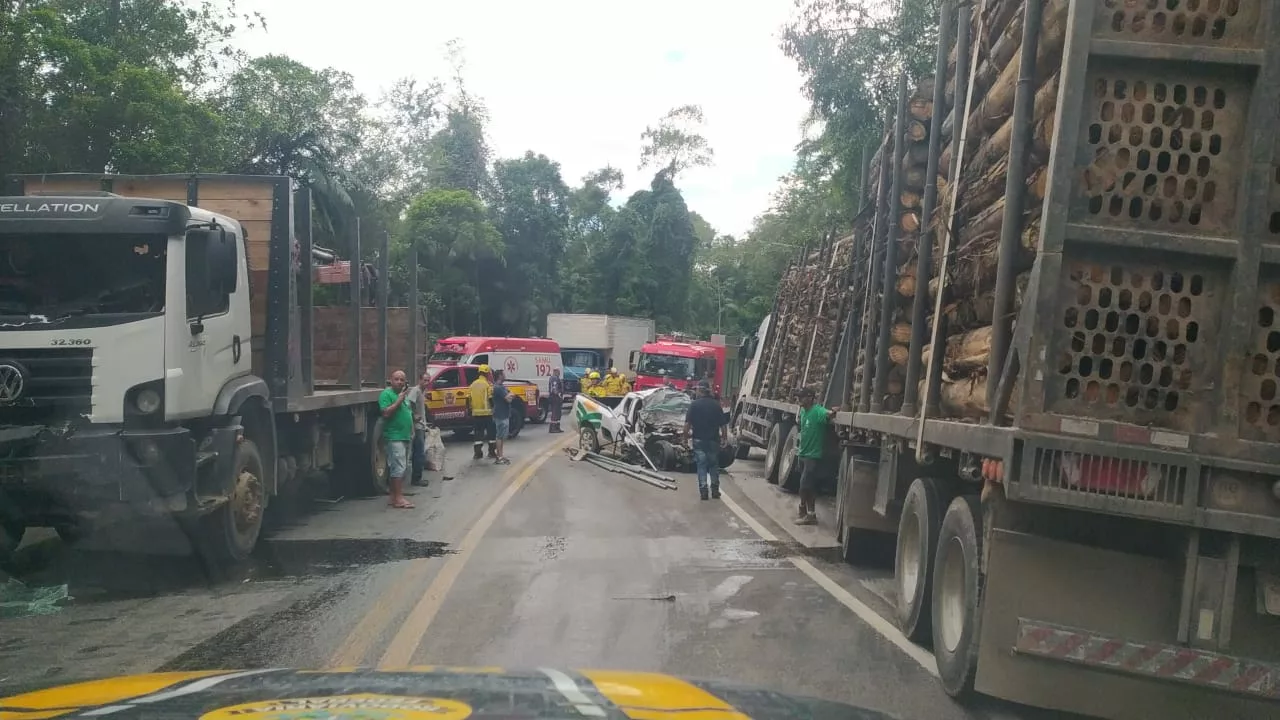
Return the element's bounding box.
[633,334,742,401]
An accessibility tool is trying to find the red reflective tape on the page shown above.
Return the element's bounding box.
[1155,649,1198,677]
[1022,625,1055,648]
[1121,643,1163,670]
[1191,657,1234,683]
[1051,632,1088,658]
[1230,664,1269,692]
[1086,639,1124,664]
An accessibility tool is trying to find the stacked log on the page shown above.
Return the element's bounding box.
[758,234,856,402]
[856,0,1067,420]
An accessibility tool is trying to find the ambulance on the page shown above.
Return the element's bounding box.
[428,336,563,422]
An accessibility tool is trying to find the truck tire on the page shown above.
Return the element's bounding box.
[896,477,946,643]
[203,439,267,563]
[370,417,390,495]
[508,404,525,438]
[778,425,801,492]
[932,494,984,698]
[764,423,788,484]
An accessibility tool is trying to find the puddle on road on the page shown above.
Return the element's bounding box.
[3,536,452,606]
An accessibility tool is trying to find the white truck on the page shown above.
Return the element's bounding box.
[0,173,415,564]
[546,314,655,394]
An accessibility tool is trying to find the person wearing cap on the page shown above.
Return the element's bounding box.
[467,364,497,460]
[684,380,728,500]
[603,367,628,396]
[795,387,835,525]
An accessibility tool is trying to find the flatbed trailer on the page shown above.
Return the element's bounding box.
[733,2,1280,717]
[0,173,424,563]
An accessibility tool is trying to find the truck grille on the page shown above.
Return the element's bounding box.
[0,348,93,420]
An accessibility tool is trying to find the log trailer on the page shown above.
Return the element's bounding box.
[0,173,422,564]
[731,1,1280,717]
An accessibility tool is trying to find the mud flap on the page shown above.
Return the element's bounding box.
[976,528,1278,719]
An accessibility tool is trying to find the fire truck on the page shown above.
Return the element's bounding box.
[631,334,745,401]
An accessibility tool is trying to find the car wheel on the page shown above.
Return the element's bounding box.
[509,405,525,438]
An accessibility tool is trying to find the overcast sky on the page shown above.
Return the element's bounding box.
[235,0,810,237]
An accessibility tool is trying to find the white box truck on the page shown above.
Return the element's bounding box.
[546,314,655,394]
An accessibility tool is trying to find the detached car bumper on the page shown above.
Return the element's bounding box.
[0,423,197,504]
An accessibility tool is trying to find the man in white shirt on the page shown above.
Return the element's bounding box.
[406,370,430,487]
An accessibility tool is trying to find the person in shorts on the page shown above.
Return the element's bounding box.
[795,387,835,525]
[378,370,414,509]
[490,369,512,465]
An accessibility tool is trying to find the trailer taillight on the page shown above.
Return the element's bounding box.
[1059,453,1160,498]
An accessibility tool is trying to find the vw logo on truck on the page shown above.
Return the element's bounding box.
[0,362,26,403]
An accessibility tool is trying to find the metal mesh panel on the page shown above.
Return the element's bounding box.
[1240,277,1280,440]
[1018,445,1193,521]
[1076,67,1250,236]
[1049,257,1222,430]
[1095,0,1264,48]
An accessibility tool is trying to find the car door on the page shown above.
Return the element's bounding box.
[428,368,467,423]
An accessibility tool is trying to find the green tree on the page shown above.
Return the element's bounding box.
[403,188,502,334]
[488,152,570,335]
[639,104,714,180]
[561,166,624,312]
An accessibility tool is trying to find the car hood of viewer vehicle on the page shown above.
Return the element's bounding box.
[0,668,898,720]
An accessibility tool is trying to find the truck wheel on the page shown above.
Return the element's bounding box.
[932,494,984,698]
[204,439,266,563]
[778,425,801,492]
[370,417,390,495]
[896,477,946,643]
[764,423,788,484]
[508,405,525,438]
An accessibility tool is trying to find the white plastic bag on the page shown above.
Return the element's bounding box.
[425,425,446,472]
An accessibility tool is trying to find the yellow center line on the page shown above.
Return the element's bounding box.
[326,436,569,668]
[377,440,569,667]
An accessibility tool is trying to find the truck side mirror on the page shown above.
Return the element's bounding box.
[628,350,638,370]
[189,227,238,294]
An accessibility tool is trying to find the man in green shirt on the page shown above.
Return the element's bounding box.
[795,387,834,526]
[379,369,415,509]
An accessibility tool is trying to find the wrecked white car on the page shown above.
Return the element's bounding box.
[574,388,734,472]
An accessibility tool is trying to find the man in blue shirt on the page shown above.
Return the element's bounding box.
[491,369,512,465]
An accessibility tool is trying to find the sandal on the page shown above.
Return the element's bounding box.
[389,500,416,509]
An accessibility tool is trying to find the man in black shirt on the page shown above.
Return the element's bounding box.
[684,381,728,501]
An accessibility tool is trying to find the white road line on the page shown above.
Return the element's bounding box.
[719,490,939,678]
[540,668,608,717]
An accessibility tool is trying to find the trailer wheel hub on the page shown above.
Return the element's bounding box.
[899,506,923,605]
[938,535,966,653]
[232,468,263,531]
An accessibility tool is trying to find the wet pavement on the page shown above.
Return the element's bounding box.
[0,428,1084,720]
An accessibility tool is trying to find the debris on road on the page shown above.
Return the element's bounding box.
[0,577,68,618]
[611,594,677,602]
[565,447,678,490]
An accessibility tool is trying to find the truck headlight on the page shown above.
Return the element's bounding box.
[135,388,162,415]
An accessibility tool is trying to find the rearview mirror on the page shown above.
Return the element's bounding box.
[628,350,638,370]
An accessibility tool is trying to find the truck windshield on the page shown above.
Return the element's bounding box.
[0,233,166,327]
[562,350,602,369]
[636,352,698,380]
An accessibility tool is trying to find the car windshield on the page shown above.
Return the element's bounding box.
[636,352,697,379]
[0,234,166,326]
[427,351,463,363]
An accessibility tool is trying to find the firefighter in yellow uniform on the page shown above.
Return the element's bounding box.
[586,370,607,398]
[467,364,496,460]
[603,367,628,396]
[579,369,596,395]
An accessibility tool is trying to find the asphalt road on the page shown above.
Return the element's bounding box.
[0,427,1083,720]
